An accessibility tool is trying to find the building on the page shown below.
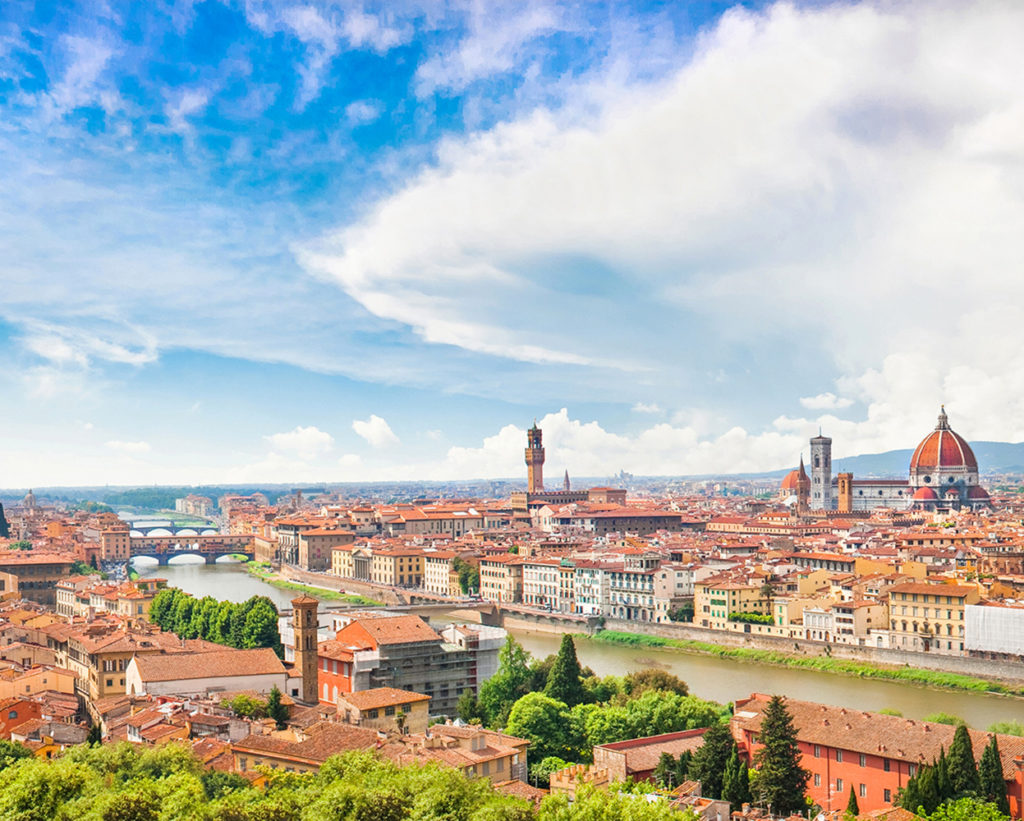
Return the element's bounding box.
[292,595,319,705]
[336,687,431,734]
[125,648,288,697]
[526,422,544,492]
[371,549,424,588]
[316,614,498,716]
[810,433,833,512]
[298,527,355,572]
[887,582,979,654]
[479,555,523,603]
[0,554,75,606]
[966,601,1024,660]
[593,728,710,784]
[732,694,1024,817]
[423,551,465,597]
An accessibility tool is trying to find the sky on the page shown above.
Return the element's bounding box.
[3,0,1024,488]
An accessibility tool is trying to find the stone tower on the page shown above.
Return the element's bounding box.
[796,456,810,516]
[837,473,853,513]
[810,433,833,511]
[291,595,319,704]
[563,470,570,491]
[525,423,545,493]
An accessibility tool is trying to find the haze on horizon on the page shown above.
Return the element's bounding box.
[3,0,1024,487]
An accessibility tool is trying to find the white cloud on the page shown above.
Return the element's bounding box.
[265,425,335,459]
[345,99,383,126]
[632,402,662,414]
[106,440,151,454]
[799,393,853,411]
[352,414,399,447]
[165,88,210,137]
[299,1,1024,449]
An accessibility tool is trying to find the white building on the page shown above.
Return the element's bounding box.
[125,648,288,698]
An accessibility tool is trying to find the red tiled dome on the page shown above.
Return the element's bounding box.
[967,485,990,500]
[909,408,978,472]
[912,487,939,501]
[781,469,801,491]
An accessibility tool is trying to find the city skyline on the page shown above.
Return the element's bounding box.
[5,0,1024,486]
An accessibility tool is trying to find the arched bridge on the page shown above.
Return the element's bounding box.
[128,519,220,537]
[129,534,254,565]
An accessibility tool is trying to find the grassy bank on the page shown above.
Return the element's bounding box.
[245,563,384,606]
[590,629,1024,696]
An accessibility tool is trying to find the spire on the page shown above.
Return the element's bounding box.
[937,405,949,430]
[563,470,571,491]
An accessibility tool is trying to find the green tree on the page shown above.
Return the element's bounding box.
[722,746,751,810]
[147,588,178,629]
[752,695,809,815]
[478,637,532,725]
[530,756,569,789]
[929,796,1011,821]
[622,669,689,698]
[925,712,966,726]
[86,724,103,746]
[241,597,283,657]
[8,540,32,550]
[0,739,31,771]
[987,720,1024,737]
[537,783,689,820]
[544,635,587,707]
[200,770,250,800]
[947,723,981,796]
[900,769,924,814]
[505,692,572,762]
[979,735,1010,815]
[653,752,677,789]
[102,790,159,821]
[457,689,483,724]
[452,558,480,595]
[171,594,196,636]
[687,721,734,799]
[266,686,288,730]
[212,600,236,644]
[845,785,859,818]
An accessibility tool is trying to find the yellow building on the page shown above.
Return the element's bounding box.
[336,688,431,735]
[479,556,524,604]
[371,550,423,587]
[888,582,979,655]
[695,578,770,629]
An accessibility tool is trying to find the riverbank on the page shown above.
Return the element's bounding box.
[591,629,1024,697]
[244,563,384,606]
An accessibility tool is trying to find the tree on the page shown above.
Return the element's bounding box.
[845,785,859,818]
[0,739,31,771]
[623,669,689,698]
[505,693,572,762]
[947,723,981,796]
[653,752,677,789]
[267,686,288,730]
[452,558,480,595]
[148,588,179,629]
[241,597,283,657]
[544,635,586,707]
[925,712,966,726]
[8,540,32,550]
[478,637,532,725]
[979,735,1010,815]
[530,756,569,789]
[457,689,483,724]
[988,720,1024,737]
[687,722,734,799]
[87,723,103,746]
[929,797,1011,821]
[722,746,751,810]
[752,695,809,815]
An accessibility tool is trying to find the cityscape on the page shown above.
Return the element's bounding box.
[4,1,1024,820]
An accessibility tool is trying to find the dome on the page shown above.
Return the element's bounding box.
[781,469,801,491]
[912,487,939,501]
[967,485,991,500]
[909,407,978,473]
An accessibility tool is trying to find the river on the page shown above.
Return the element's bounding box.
[138,559,1024,730]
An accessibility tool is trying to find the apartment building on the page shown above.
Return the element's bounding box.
[521,558,562,609]
[371,549,424,588]
[479,556,523,604]
[887,581,979,654]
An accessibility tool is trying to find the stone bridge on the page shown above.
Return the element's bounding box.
[128,520,220,537]
[129,534,254,565]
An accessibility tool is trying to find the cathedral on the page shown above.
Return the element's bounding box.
[780,407,990,513]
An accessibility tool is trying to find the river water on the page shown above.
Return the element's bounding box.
[137,559,1024,730]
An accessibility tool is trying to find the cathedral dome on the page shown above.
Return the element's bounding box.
[912,486,938,501]
[909,407,978,473]
[781,469,802,492]
[967,485,991,501]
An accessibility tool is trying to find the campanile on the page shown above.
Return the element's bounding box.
[525,423,545,492]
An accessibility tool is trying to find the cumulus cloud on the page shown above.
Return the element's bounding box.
[300,1,1024,449]
[352,414,399,448]
[265,425,335,459]
[106,440,151,454]
[632,402,662,414]
[800,393,853,411]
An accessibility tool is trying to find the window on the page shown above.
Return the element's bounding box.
[814,745,821,758]
[7,710,16,719]
[883,759,891,772]
[836,750,843,763]
[385,706,396,716]
[814,774,821,787]
[859,753,866,767]
[860,784,867,798]
[909,764,917,776]
[836,778,843,792]
[106,678,113,687]
[884,789,892,802]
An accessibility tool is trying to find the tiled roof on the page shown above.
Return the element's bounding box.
[339,688,430,711]
[596,728,709,774]
[233,721,378,764]
[339,615,441,647]
[133,648,286,682]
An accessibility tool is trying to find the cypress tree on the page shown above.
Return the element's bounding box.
[544,635,586,707]
[722,746,751,810]
[947,724,981,796]
[675,749,693,786]
[752,696,809,816]
[918,764,940,815]
[900,770,923,814]
[936,747,952,801]
[979,735,1010,815]
[688,722,735,799]
[845,785,859,817]
[653,752,677,789]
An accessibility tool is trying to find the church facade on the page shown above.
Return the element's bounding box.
[780,407,990,513]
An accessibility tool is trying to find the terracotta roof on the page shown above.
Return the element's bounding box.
[233,721,378,764]
[596,728,709,774]
[339,688,430,711]
[337,615,441,647]
[132,648,286,682]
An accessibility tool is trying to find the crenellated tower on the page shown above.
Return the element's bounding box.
[525,423,545,492]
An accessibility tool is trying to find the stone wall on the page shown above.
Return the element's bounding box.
[601,618,1024,684]
[278,565,406,606]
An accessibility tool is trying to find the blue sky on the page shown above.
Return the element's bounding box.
[3,0,1024,487]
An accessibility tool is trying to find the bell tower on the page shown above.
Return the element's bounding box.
[291,595,319,705]
[837,473,853,513]
[525,423,545,493]
[810,433,833,511]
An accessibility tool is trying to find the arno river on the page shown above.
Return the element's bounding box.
[137,558,1023,730]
